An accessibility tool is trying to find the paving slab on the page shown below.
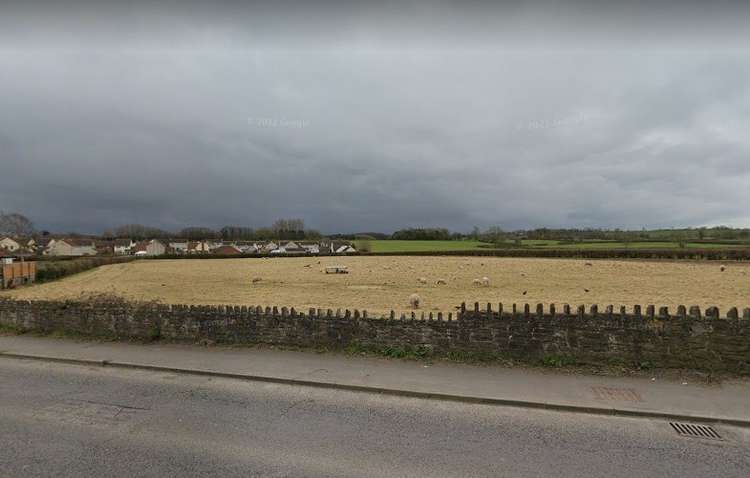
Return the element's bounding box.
[1,335,748,425]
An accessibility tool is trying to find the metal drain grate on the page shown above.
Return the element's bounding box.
[670,422,722,440]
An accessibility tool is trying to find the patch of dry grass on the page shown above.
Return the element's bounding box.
[3,257,749,315]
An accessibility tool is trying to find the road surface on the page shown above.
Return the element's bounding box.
[0,358,748,477]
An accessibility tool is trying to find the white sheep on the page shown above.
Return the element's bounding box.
[409,293,421,309]
[472,278,482,286]
[436,278,447,285]
[481,276,490,287]
[418,277,427,284]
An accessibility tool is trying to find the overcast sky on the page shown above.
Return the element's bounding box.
[1,1,749,234]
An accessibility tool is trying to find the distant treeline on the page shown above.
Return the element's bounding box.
[376,226,750,243]
[11,206,750,245]
[391,228,454,240]
[99,224,750,244]
[516,227,750,243]
[102,219,322,241]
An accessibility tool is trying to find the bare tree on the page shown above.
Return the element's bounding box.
[0,212,35,236]
[220,226,255,240]
[179,227,219,240]
[104,224,171,240]
[271,218,305,239]
[480,226,507,243]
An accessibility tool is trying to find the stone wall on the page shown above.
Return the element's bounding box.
[1,298,748,373]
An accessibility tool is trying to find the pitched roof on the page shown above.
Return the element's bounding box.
[213,245,242,255]
[62,238,96,248]
[36,237,55,247]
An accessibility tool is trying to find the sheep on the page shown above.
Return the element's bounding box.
[472,278,482,286]
[436,278,447,285]
[409,293,421,309]
[252,277,262,284]
[481,276,490,287]
[720,265,726,272]
[418,277,427,285]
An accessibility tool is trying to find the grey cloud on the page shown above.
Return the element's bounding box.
[3,2,750,50]
[1,3,749,233]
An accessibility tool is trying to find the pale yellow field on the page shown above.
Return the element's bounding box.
[3,257,749,316]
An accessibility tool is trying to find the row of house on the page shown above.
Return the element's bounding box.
[0,236,356,258]
[116,239,356,257]
[0,236,39,253]
[0,236,100,257]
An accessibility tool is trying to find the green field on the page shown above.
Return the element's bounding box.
[520,240,741,250]
[355,240,491,252]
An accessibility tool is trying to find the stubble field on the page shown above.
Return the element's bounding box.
[3,257,749,316]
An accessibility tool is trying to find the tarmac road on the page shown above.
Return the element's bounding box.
[1,358,748,477]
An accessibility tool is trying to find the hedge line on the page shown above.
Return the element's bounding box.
[152,249,750,260]
[35,256,137,283]
[360,248,750,261]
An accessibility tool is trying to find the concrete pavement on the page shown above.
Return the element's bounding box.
[1,334,749,425]
[1,358,749,477]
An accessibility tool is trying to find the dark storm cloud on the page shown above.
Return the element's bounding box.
[1,2,749,233]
